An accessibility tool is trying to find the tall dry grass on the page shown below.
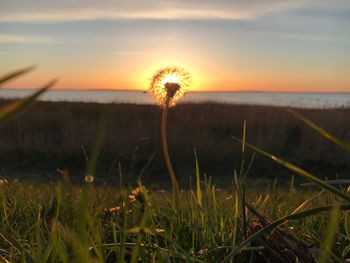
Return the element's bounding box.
[0,99,349,183]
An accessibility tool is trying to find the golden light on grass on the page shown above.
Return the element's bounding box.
[149,66,192,205]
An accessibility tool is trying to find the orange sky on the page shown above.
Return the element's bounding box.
[1,1,349,92]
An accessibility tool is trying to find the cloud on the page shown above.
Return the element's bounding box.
[0,34,54,43]
[0,0,309,23]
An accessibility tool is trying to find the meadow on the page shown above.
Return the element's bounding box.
[1,68,350,262]
[0,98,350,262]
[1,178,349,262]
[0,100,350,185]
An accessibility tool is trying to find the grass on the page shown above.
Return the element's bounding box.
[0,101,350,184]
[1,67,350,262]
[0,178,349,262]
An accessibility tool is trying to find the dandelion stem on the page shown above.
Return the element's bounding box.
[161,99,181,205]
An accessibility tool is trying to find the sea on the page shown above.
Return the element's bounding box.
[0,89,350,109]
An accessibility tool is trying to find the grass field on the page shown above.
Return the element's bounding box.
[1,71,350,261]
[0,98,350,262]
[1,176,350,262]
[0,100,350,185]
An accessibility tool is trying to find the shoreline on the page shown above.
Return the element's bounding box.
[1,90,350,109]
[2,87,350,94]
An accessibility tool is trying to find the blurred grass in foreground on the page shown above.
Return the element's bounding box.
[0,66,56,127]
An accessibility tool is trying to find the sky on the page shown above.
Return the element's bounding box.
[0,0,349,92]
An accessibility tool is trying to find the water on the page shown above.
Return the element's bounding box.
[0,89,350,108]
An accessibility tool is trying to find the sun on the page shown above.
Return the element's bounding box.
[149,67,192,107]
[162,74,180,84]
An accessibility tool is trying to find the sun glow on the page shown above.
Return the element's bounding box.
[149,67,192,107]
[162,74,180,85]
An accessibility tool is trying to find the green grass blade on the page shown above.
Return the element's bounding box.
[292,190,325,214]
[130,214,148,263]
[288,175,295,213]
[232,136,350,202]
[288,109,350,152]
[345,212,350,240]
[0,229,25,255]
[194,149,202,208]
[319,207,341,263]
[0,229,34,262]
[0,79,57,127]
[232,191,239,247]
[241,119,246,154]
[0,66,35,87]
[222,204,350,262]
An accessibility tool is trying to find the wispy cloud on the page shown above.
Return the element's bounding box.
[0,34,54,43]
[0,9,251,22]
[0,1,308,23]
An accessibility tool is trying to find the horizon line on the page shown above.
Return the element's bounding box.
[1,87,350,94]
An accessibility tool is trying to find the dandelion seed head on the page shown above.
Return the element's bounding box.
[150,67,191,107]
[85,175,94,183]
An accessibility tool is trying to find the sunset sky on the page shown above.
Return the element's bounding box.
[0,0,349,92]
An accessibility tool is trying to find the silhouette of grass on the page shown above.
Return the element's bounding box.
[0,101,349,183]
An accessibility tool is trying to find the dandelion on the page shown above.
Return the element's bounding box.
[249,219,264,234]
[103,206,121,220]
[128,186,147,204]
[84,174,94,183]
[155,227,165,233]
[150,67,191,108]
[128,194,136,202]
[149,67,192,205]
[149,227,165,236]
[104,206,121,214]
[198,244,209,256]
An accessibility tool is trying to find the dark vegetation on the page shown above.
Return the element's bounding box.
[0,100,349,185]
[2,68,350,263]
